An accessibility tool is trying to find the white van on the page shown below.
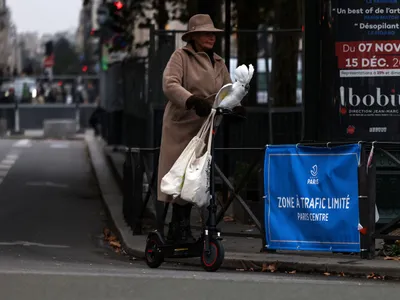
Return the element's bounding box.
[13,77,37,102]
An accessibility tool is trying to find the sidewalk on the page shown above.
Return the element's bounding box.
[85,133,400,278]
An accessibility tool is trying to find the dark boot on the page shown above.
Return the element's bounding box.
[166,204,183,242]
[179,204,195,243]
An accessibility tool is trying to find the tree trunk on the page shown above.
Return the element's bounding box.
[270,0,301,107]
[155,0,169,30]
[236,0,260,106]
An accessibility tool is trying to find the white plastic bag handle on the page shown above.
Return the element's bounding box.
[196,109,216,141]
[206,111,215,153]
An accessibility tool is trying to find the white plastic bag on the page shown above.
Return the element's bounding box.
[180,110,216,207]
[160,111,214,198]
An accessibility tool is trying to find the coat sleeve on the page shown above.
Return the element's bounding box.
[162,50,192,109]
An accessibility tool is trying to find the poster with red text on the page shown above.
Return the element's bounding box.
[330,0,400,140]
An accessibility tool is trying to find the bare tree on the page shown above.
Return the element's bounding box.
[0,7,12,74]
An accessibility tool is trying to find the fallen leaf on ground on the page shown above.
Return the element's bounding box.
[323,272,331,276]
[384,256,400,261]
[109,241,121,248]
[262,263,277,273]
[103,228,111,238]
[261,263,267,272]
[223,216,235,222]
[107,235,118,242]
[367,273,382,279]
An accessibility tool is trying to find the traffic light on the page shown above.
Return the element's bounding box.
[97,1,130,33]
[109,2,128,33]
[45,41,53,56]
[82,65,88,72]
[114,1,123,10]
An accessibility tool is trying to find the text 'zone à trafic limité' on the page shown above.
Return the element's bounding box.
[276,196,352,222]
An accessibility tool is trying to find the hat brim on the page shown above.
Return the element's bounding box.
[181,28,224,42]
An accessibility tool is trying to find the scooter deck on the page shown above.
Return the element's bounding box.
[147,231,205,259]
[158,239,204,259]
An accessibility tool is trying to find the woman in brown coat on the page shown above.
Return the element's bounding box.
[158,14,243,243]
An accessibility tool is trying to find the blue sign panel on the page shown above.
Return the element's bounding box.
[264,144,361,253]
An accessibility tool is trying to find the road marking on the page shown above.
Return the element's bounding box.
[26,182,69,188]
[0,241,70,248]
[6,154,18,160]
[50,142,70,149]
[12,139,32,148]
[1,159,16,165]
[0,151,19,186]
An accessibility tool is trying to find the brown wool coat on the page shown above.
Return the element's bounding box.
[157,43,232,203]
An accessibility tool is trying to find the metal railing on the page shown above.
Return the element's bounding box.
[0,102,97,133]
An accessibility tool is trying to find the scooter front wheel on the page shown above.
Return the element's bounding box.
[145,236,164,268]
[201,239,224,272]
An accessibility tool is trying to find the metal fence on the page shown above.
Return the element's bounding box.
[0,103,97,133]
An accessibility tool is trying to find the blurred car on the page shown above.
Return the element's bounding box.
[13,77,38,103]
[0,81,15,103]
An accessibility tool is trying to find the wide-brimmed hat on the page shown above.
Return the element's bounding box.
[181,14,223,42]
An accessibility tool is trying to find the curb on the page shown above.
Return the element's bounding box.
[85,134,400,278]
[85,134,145,258]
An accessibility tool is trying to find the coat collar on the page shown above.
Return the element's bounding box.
[182,43,223,61]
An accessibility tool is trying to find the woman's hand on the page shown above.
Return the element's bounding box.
[232,105,246,117]
[186,96,212,117]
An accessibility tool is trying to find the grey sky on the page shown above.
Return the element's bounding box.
[7,0,82,34]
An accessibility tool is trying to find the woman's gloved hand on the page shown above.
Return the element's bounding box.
[186,95,212,117]
[232,105,246,118]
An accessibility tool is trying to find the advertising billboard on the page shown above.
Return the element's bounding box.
[329,0,400,140]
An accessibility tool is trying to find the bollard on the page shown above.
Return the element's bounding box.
[131,151,144,234]
[75,102,84,133]
[122,151,134,227]
[10,98,24,135]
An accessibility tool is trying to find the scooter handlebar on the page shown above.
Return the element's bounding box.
[215,107,247,120]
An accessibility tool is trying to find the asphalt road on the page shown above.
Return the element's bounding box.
[0,138,399,300]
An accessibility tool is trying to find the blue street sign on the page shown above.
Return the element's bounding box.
[264,144,361,253]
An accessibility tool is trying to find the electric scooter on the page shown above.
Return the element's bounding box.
[144,107,243,272]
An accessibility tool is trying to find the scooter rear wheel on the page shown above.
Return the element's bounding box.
[201,239,224,272]
[145,236,164,268]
